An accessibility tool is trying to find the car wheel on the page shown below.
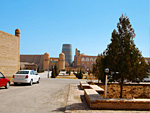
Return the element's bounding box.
[30,80,33,86]
[5,82,10,89]
[37,78,40,84]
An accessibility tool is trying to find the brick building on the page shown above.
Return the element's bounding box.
[74,48,97,71]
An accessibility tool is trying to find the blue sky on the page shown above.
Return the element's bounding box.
[0,0,149,58]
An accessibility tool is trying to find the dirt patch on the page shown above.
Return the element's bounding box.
[98,84,150,99]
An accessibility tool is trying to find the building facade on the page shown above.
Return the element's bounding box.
[74,48,97,71]
[20,52,65,71]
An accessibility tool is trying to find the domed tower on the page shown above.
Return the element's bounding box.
[15,29,21,37]
[59,53,65,70]
[43,52,50,71]
[15,29,21,70]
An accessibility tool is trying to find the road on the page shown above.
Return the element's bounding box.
[0,74,84,113]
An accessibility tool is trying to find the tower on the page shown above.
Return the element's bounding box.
[58,53,65,70]
[15,29,21,70]
[74,48,81,67]
[62,44,72,66]
[15,29,21,37]
[43,52,49,71]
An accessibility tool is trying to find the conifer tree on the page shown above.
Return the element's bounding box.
[37,66,40,73]
[93,54,105,84]
[51,67,56,78]
[54,65,58,76]
[103,14,148,98]
[78,69,83,79]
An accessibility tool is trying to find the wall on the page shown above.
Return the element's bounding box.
[0,30,20,77]
[20,55,44,70]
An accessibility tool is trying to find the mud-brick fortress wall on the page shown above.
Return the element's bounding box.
[0,29,20,77]
[20,55,44,70]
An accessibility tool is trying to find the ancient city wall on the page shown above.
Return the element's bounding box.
[20,55,44,69]
[0,30,20,77]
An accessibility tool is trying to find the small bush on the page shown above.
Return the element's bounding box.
[74,70,83,79]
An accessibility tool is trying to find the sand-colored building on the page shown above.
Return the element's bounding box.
[74,48,97,71]
[0,29,20,77]
[20,52,65,71]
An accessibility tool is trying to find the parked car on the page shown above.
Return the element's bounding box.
[13,70,40,85]
[0,72,10,89]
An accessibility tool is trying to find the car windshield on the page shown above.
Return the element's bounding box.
[0,73,4,78]
[16,71,29,74]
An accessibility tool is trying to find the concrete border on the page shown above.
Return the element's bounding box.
[84,89,150,110]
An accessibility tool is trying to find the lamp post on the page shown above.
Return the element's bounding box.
[105,68,109,98]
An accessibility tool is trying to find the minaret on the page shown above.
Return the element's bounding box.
[76,48,78,57]
[59,53,65,70]
[43,52,50,71]
[15,29,21,70]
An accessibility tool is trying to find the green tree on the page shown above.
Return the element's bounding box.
[37,66,40,73]
[92,54,105,84]
[74,69,83,79]
[103,14,148,98]
[54,65,58,76]
[51,67,56,78]
[78,69,83,79]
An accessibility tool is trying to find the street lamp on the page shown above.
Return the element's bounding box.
[105,68,109,98]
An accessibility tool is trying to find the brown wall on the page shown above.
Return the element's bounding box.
[0,30,20,77]
[20,55,44,69]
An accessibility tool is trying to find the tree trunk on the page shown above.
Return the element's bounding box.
[120,78,123,98]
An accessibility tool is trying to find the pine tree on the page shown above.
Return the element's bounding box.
[54,65,58,76]
[37,66,40,73]
[51,67,56,78]
[78,69,83,79]
[103,14,148,98]
[93,54,105,84]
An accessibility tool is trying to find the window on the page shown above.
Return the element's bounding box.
[0,73,4,78]
[86,58,89,61]
[16,71,29,74]
[30,71,33,75]
[81,58,85,61]
[94,58,97,61]
[32,71,36,75]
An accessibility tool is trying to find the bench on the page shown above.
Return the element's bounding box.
[84,89,103,107]
[80,81,90,90]
[84,89,150,110]
[89,85,104,94]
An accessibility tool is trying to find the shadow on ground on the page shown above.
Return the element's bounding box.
[52,95,90,112]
